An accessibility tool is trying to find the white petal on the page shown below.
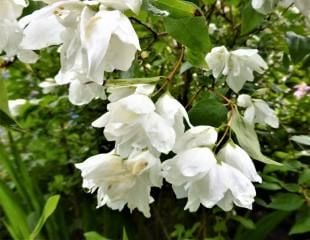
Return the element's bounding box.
[217,142,262,183]
[251,0,279,14]
[205,46,230,78]
[19,1,77,49]
[185,165,227,211]
[237,94,253,108]
[163,147,216,186]
[92,113,110,128]
[156,93,192,137]
[68,81,104,105]
[244,105,256,124]
[17,49,39,63]
[220,163,256,210]
[141,113,176,154]
[253,100,279,128]
[173,126,218,153]
[114,94,155,115]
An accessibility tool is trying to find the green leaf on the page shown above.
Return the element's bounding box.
[122,228,129,240]
[267,193,304,211]
[235,211,290,240]
[164,16,212,53]
[151,0,199,18]
[230,109,281,165]
[189,92,228,127]
[0,77,22,130]
[185,48,208,68]
[232,216,255,229]
[0,180,31,239]
[256,182,282,191]
[286,32,310,64]
[241,2,264,35]
[290,135,310,145]
[298,169,310,185]
[290,207,310,235]
[84,231,110,240]
[29,195,61,240]
[0,77,9,114]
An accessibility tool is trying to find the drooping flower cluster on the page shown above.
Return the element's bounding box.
[163,128,261,212]
[17,0,141,105]
[205,46,268,93]
[76,85,195,216]
[75,81,272,216]
[237,94,279,128]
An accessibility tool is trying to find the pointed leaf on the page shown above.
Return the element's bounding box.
[29,195,60,240]
[230,109,281,165]
[164,16,212,53]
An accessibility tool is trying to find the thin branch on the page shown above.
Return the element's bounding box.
[167,46,185,83]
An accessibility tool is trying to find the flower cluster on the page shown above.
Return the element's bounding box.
[77,83,265,216]
[205,46,268,93]
[2,0,141,105]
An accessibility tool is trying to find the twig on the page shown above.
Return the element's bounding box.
[152,46,185,96]
[167,46,185,83]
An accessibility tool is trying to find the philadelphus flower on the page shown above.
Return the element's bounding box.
[19,0,140,105]
[172,126,218,153]
[205,46,268,93]
[0,0,38,63]
[217,142,262,183]
[156,92,192,138]
[237,94,279,128]
[163,126,257,212]
[75,150,162,217]
[92,93,176,157]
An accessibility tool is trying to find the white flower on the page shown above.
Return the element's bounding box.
[68,81,106,106]
[0,0,27,20]
[80,9,140,83]
[163,126,257,212]
[20,2,140,105]
[162,147,256,212]
[217,142,262,183]
[8,99,27,117]
[205,46,268,93]
[237,94,279,128]
[92,94,176,157]
[173,126,218,153]
[20,0,83,50]
[251,0,279,14]
[0,0,38,62]
[75,150,162,217]
[98,0,142,14]
[156,93,192,139]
